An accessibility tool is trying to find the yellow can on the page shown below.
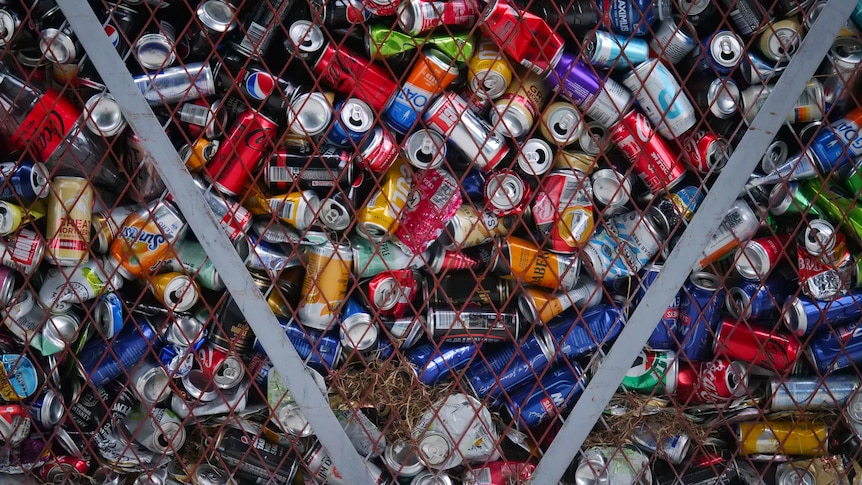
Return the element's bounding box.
[46,176,93,266]
[738,421,828,456]
[468,36,513,100]
[356,158,413,242]
[150,272,200,313]
[267,190,320,231]
[297,240,353,330]
[554,150,597,174]
[444,204,515,249]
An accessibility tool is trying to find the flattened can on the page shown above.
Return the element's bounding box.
[298,241,353,330]
[531,169,594,253]
[394,168,461,254]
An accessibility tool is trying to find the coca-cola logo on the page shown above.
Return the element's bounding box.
[696,359,728,401]
[761,339,790,370]
[35,111,66,156]
[244,127,275,151]
[325,50,362,94]
[633,113,652,143]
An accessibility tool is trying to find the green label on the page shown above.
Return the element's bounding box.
[621,352,671,394]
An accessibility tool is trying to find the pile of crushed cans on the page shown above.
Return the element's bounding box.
[0,0,860,482]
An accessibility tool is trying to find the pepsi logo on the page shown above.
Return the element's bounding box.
[104,25,119,47]
[246,72,275,100]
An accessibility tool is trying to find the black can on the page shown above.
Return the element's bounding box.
[428,272,514,309]
[427,307,522,343]
[212,425,299,484]
[266,145,355,192]
[211,296,256,355]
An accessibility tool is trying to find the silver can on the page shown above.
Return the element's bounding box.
[411,472,455,485]
[403,129,447,170]
[775,463,816,485]
[622,59,696,139]
[575,446,653,485]
[517,138,554,176]
[628,423,691,465]
[84,92,127,138]
[846,391,862,440]
[131,358,171,406]
[133,22,177,70]
[817,36,862,113]
[591,168,631,211]
[133,62,216,106]
[708,30,744,72]
[741,80,825,124]
[123,404,186,454]
[649,15,698,65]
[287,91,333,137]
[769,375,859,412]
[192,464,236,485]
[484,169,528,216]
[213,354,245,390]
[802,219,836,256]
[384,439,426,478]
[578,121,610,157]
[339,312,379,351]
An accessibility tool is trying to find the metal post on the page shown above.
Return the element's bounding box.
[529,0,858,482]
[55,2,376,483]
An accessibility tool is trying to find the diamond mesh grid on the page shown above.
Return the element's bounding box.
[0,0,858,483]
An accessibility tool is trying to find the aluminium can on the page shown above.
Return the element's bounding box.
[484,169,530,216]
[212,425,298,484]
[713,317,801,374]
[609,110,686,194]
[531,169,594,253]
[583,30,649,70]
[715,0,768,37]
[297,241,353,330]
[783,290,862,337]
[629,423,691,465]
[769,375,859,411]
[675,358,747,404]
[328,98,376,146]
[286,91,333,138]
[649,15,698,64]
[403,129,447,170]
[405,340,479,385]
[621,350,678,394]
[494,235,580,290]
[575,446,652,485]
[0,160,50,203]
[464,330,553,401]
[546,53,632,128]
[427,307,520,343]
[622,59,696,139]
[384,440,425,478]
[636,264,679,350]
[737,421,827,456]
[467,36,513,100]
[757,17,802,63]
[46,176,93,266]
[540,101,584,147]
[206,109,278,196]
[384,49,459,134]
[676,272,724,362]
[502,362,585,429]
[133,62,216,106]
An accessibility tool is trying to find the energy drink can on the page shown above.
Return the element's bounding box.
[266,145,354,192]
[622,59,696,139]
[212,425,298,484]
[46,177,93,266]
[298,241,353,330]
[583,30,649,70]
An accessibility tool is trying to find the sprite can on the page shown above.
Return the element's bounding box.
[621,350,678,394]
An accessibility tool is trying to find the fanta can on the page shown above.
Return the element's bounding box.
[108,200,187,280]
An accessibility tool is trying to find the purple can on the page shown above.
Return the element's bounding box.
[501,362,586,429]
[545,53,632,128]
[808,320,862,374]
[464,331,552,401]
[676,272,724,362]
[405,341,480,386]
[637,264,679,350]
[77,316,161,388]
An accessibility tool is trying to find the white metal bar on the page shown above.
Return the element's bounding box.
[530,0,858,482]
[56,2,375,483]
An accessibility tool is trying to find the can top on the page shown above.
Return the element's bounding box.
[287,20,325,55]
[485,170,526,213]
[417,432,452,468]
[37,388,64,427]
[384,439,425,477]
[276,402,312,437]
[340,313,379,351]
[197,1,236,33]
[688,271,720,291]
[846,392,862,424]
[193,464,234,485]
[39,28,77,64]
[136,366,171,404]
[768,182,795,216]
[397,0,423,35]
[707,78,740,119]
[591,169,630,208]
[783,297,809,336]
[734,240,771,281]
[182,369,218,402]
[134,32,176,71]
[761,140,789,173]
[168,315,205,347]
[411,471,455,485]
[0,202,16,235]
[0,9,18,47]
[213,354,245,390]
[776,466,816,485]
[84,93,127,138]
[517,138,554,176]
[803,219,836,256]
[423,48,459,78]
[710,31,743,68]
[338,98,374,134]
[287,92,333,137]
[830,37,862,71]
[162,274,199,312]
[404,129,446,170]
[542,102,583,147]
[578,122,608,157]
[725,286,753,320]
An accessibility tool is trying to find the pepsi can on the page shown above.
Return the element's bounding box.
[502,362,586,429]
[328,98,374,147]
[405,341,480,386]
[783,290,862,337]
[77,316,162,388]
[676,272,724,362]
[808,320,862,374]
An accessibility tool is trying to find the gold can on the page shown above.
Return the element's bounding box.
[46,176,94,266]
[0,200,45,236]
[468,36,513,100]
[738,421,828,456]
[494,235,580,291]
[757,17,802,62]
[297,240,353,330]
[356,158,413,242]
[267,190,320,231]
[554,150,597,174]
[444,204,516,249]
[150,272,200,313]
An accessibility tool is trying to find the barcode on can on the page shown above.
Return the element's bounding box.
[268,166,294,183]
[269,199,295,219]
[240,22,267,53]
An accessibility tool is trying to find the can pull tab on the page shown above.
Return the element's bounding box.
[719,40,735,61]
[554,113,575,135]
[348,105,365,127]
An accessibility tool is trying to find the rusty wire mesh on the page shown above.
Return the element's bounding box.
[0,0,859,483]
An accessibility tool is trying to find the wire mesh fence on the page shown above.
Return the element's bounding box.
[0,0,859,482]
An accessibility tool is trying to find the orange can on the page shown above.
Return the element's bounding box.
[738,421,828,456]
[109,200,187,280]
[493,236,580,291]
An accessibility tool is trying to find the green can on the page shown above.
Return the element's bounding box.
[351,237,421,278]
[841,157,862,195]
[366,25,474,64]
[768,181,822,217]
[164,238,246,291]
[621,350,678,395]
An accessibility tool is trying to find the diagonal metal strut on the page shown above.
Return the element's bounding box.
[530,0,858,482]
[56,1,376,483]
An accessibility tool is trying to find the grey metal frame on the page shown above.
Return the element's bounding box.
[53,0,858,482]
[531,0,858,481]
[56,1,376,483]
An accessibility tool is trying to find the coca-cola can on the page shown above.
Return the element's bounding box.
[675,359,748,404]
[206,109,278,196]
[680,130,733,173]
[713,317,801,374]
[609,110,686,194]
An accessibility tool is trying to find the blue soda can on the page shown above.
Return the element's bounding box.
[807,320,862,374]
[541,305,626,360]
[584,30,649,70]
[0,354,41,401]
[676,272,724,362]
[77,316,161,388]
[269,318,343,371]
[0,160,50,203]
[382,49,458,134]
[852,0,862,30]
[782,290,862,337]
[725,268,797,320]
[29,388,63,429]
[327,98,374,147]
[94,292,124,339]
[597,0,659,36]
[341,296,370,322]
[636,265,679,350]
[405,340,480,386]
[502,362,586,429]
[464,332,553,401]
[808,108,862,174]
[460,168,486,202]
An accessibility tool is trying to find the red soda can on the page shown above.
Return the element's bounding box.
[609,110,686,195]
[734,234,792,281]
[394,169,462,255]
[713,317,801,374]
[39,455,91,482]
[481,0,564,75]
[680,130,733,173]
[675,358,748,404]
[0,404,29,446]
[357,126,400,173]
[360,270,420,319]
[206,109,278,196]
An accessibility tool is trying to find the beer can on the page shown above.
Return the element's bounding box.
[339,298,379,351]
[677,272,724,362]
[517,274,602,324]
[267,190,320,231]
[297,240,353,330]
[77,316,160,387]
[503,362,585,429]
[405,340,479,385]
[427,306,520,343]
[150,272,200,313]
[46,177,93,266]
[403,129,447,170]
[2,229,45,275]
[357,159,413,242]
[783,291,862,337]
[583,210,664,281]
[531,169,594,253]
[490,69,549,139]
[429,272,513,309]
[129,358,170,406]
[442,204,516,249]
[540,101,584,147]
[738,421,827,456]
[468,36,513,100]
[757,17,802,63]
[212,425,298,484]
[713,317,800,374]
[583,30,649,70]
[494,235,580,290]
[769,375,859,412]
